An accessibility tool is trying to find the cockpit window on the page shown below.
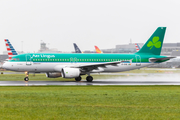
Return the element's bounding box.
[10,58,19,61]
[10,58,15,61]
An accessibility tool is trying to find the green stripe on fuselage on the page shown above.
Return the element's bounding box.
[9,53,168,63]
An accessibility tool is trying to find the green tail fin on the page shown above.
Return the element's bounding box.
[137,27,166,55]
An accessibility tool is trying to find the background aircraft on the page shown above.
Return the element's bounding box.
[4,39,18,59]
[3,27,174,82]
[95,46,103,53]
[73,43,82,53]
[135,43,141,52]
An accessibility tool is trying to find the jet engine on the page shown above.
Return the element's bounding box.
[46,72,62,78]
[62,68,80,78]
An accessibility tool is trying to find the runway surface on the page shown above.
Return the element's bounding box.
[1,80,180,86]
[1,73,180,86]
[1,69,180,86]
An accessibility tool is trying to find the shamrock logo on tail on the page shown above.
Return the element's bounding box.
[147,36,161,49]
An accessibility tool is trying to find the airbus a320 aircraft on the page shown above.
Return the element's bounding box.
[3,27,174,82]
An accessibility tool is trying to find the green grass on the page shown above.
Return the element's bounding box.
[1,86,180,120]
[0,74,122,81]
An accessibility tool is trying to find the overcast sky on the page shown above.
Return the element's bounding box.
[0,0,180,53]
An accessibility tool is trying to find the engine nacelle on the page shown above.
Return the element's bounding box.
[62,68,80,78]
[46,72,62,78]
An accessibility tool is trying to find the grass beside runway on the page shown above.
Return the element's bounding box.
[0,74,122,81]
[0,86,180,120]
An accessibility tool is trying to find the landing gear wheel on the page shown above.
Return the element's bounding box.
[24,77,29,81]
[75,76,82,81]
[86,76,93,82]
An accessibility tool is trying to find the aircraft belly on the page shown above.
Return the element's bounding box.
[9,62,58,72]
[4,61,156,73]
[103,63,154,72]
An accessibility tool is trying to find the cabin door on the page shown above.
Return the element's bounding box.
[70,57,77,64]
[135,55,141,66]
[26,54,32,65]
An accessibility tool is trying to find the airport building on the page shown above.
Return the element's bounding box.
[38,42,62,53]
[101,42,180,56]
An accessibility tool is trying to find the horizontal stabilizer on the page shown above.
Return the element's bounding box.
[149,57,175,63]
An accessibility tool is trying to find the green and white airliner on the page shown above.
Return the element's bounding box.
[3,27,174,82]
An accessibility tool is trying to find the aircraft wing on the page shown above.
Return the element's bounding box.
[72,61,126,72]
[149,57,175,63]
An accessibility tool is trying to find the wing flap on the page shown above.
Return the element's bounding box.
[71,61,126,72]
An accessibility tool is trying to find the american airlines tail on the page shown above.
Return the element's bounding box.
[5,39,18,59]
[95,46,103,53]
[135,43,141,52]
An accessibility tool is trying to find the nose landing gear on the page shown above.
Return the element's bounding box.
[24,77,29,81]
[24,72,29,81]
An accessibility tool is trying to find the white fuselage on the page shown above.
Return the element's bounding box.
[3,61,155,73]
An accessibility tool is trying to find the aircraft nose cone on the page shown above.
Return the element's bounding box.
[2,62,9,70]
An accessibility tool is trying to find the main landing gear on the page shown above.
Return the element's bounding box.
[24,71,29,81]
[86,73,93,82]
[86,76,93,82]
[75,76,82,81]
[75,75,93,82]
